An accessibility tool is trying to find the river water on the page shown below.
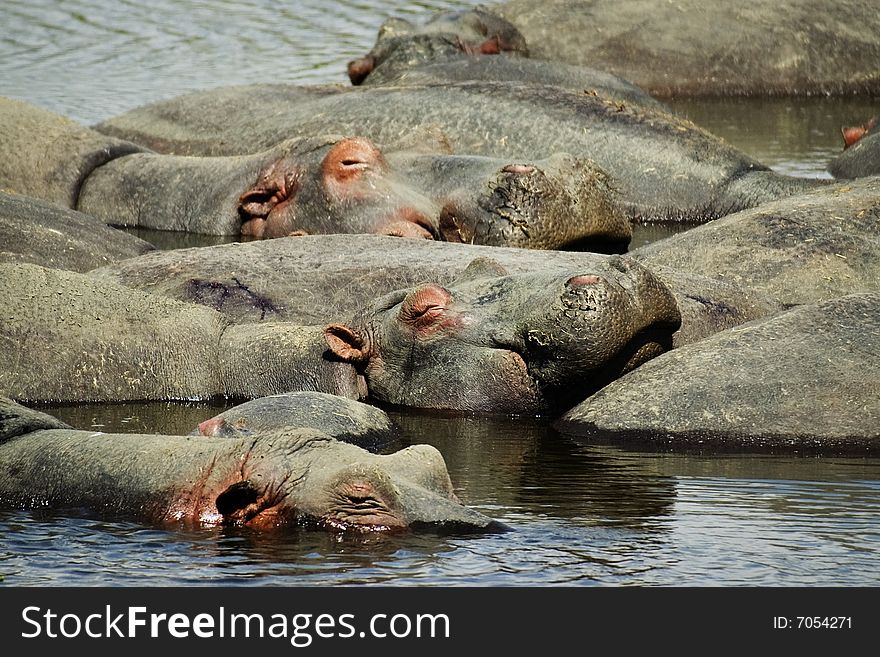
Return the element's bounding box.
[1,0,878,586]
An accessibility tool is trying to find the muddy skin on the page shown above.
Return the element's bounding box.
[193,392,399,452]
[360,51,667,111]
[95,81,825,224]
[91,235,778,349]
[829,128,880,179]
[0,191,154,272]
[630,177,880,308]
[388,150,631,252]
[323,256,682,414]
[491,0,880,97]
[0,399,498,532]
[556,293,880,453]
[348,7,528,85]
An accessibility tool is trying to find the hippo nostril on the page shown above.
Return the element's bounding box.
[501,164,536,175]
[566,274,603,287]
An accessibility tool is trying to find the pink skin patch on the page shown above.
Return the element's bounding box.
[501,164,537,175]
[322,137,388,202]
[841,117,877,149]
[567,275,603,287]
[379,207,436,239]
[399,285,463,336]
[198,417,225,436]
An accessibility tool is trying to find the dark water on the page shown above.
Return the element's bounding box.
[1,0,879,586]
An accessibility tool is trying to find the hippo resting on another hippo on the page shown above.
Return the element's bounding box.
[90,235,779,350]
[0,191,153,272]
[1,256,682,414]
[487,0,880,97]
[0,398,498,532]
[0,97,629,250]
[556,293,880,454]
[95,81,825,224]
[828,118,880,179]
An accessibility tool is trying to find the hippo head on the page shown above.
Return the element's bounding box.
[323,257,681,414]
[348,8,528,85]
[201,430,499,533]
[238,136,438,240]
[431,153,632,252]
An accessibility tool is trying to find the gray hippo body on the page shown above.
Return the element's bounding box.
[556,293,880,453]
[90,235,778,350]
[491,0,880,97]
[358,49,667,111]
[2,255,682,413]
[629,177,880,308]
[1,97,627,250]
[828,130,880,179]
[95,82,824,223]
[0,263,362,403]
[0,191,154,272]
[193,392,398,452]
[0,398,496,532]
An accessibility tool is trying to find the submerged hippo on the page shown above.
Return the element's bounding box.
[347,7,528,85]
[556,293,880,453]
[2,257,682,413]
[0,191,154,272]
[0,398,498,532]
[490,0,880,97]
[95,82,824,223]
[193,392,399,451]
[1,98,626,250]
[828,121,880,179]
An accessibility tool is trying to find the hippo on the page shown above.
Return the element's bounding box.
[94,81,825,224]
[556,293,880,453]
[386,150,631,251]
[1,98,627,250]
[1,256,682,413]
[0,263,362,403]
[629,177,880,308]
[347,7,529,85]
[0,191,154,272]
[0,398,498,532]
[354,41,667,111]
[90,234,777,350]
[489,0,880,97]
[193,392,399,452]
[828,121,880,179]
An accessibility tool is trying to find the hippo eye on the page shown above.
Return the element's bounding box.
[399,288,450,325]
[400,303,445,326]
[341,159,367,167]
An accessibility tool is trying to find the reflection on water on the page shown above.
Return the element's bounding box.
[2,0,879,586]
[667,96,879,179]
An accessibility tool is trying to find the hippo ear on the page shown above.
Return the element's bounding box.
[453,257,511,284]
[324,324,370,365]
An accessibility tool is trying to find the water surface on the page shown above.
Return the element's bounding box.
[1,0,878,587]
